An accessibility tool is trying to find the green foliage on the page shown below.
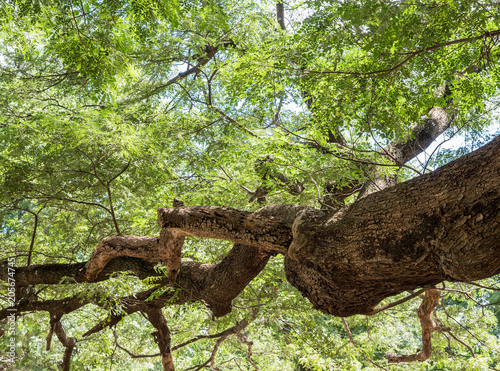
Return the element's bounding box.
[1,0,499,369]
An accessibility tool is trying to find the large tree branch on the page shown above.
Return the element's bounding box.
[1,297,87,322]
[5,136,499,323]
[157,204,306,253]
[84,236,162,281]
[3,242,271,320]
[0,257,159,286]
[90,136,500,318]
[284,134,500,316]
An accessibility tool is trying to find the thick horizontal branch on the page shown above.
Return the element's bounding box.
[2,242,271,321]
[1,297,87,321]
[5,137,499,323]
[157,204,307,253]
[0,257,160,286]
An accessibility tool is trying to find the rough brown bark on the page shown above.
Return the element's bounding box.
[284,134,499,316]
[85,236,162,281]
[152,134,499,316]
[157,204,306,253]
[80,134,500,318]
[2,244,270,321]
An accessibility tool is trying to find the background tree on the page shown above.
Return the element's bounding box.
[1,0,499,370]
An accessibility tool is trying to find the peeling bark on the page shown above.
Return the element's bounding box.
[159,228,184,284]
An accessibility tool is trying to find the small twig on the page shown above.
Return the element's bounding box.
[342,318,389,370]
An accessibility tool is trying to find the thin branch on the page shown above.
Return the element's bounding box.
[53,321,77,371]
[212,107,259,138]
[342,318,389,370]
[303,29,500,77]
[445,330,476,358]
[236,332,259,370]
[113,328,161,358]
[108,161,131,184]
[385,289,441,363]
[187,309,259,371]
[365,289,427,315]
[466,281,500,291]
[17,205,46,266]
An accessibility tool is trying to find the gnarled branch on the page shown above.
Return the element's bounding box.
[385,289,440,363]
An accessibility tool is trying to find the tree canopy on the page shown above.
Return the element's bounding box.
[1,0,500,370]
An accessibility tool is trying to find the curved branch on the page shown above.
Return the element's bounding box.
[3,241,272,320]
[187,309,259,371]
[385,289,441,363]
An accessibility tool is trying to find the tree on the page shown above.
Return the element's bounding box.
[1,0,499,370]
